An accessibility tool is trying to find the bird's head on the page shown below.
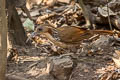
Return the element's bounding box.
[35,25,51,34]
[26,24,52,43]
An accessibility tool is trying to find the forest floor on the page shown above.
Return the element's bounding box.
[7,0,120,80]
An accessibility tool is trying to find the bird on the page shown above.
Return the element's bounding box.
[33,24,116,48]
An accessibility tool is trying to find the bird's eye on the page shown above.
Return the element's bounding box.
[38,28,42,31]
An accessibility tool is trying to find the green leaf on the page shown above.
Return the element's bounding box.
[23,18,34,31]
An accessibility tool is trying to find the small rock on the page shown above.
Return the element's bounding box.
[91,35,112,48]
[48,56,74,80]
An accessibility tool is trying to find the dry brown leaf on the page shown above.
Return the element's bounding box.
[44,0,57,7]
[112,50,120,68]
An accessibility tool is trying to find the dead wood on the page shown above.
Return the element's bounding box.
[6,0,30,46]
[6,74,29,80]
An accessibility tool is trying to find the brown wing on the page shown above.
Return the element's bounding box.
[57,26,93,44]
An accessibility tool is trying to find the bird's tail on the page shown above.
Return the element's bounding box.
[90,30,115,35]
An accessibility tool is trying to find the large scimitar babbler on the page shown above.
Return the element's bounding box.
[30,24,119,48]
